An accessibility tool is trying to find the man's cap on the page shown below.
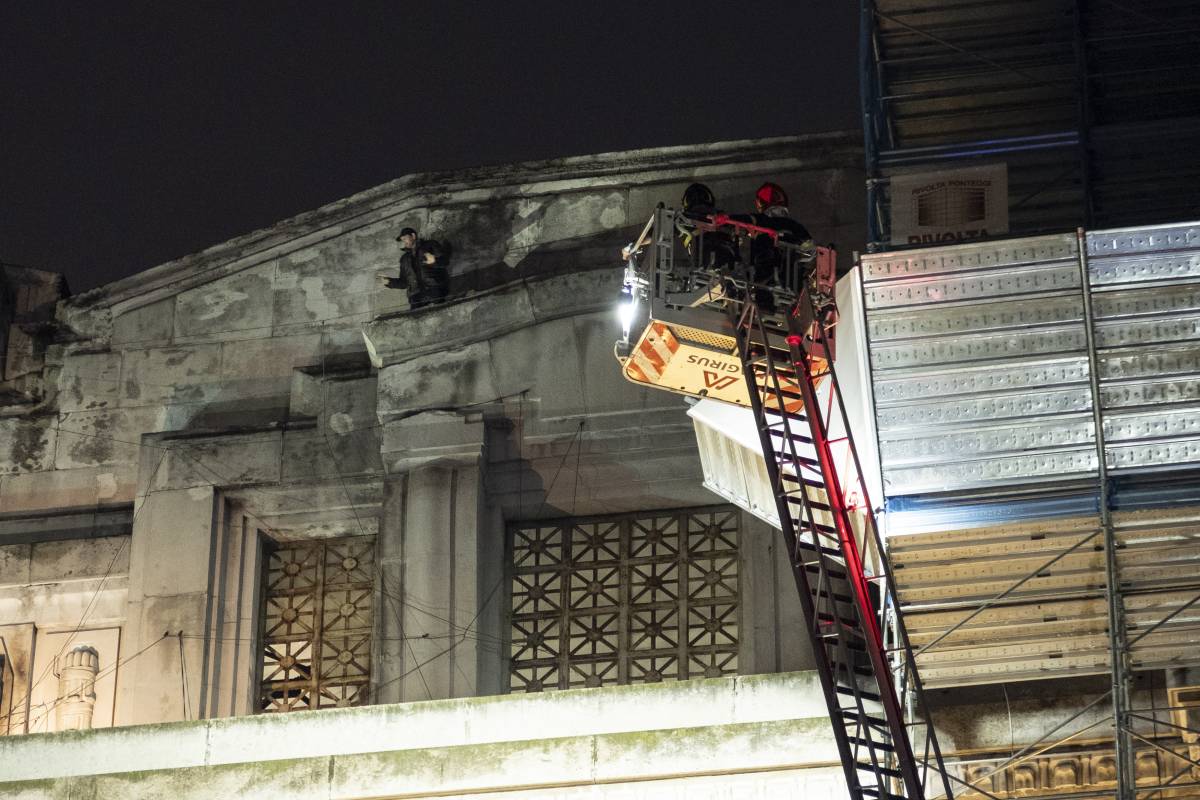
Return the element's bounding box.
[395,226,418,241]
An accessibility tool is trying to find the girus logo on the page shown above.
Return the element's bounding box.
[703,371,739,390]
[687,354,738,372]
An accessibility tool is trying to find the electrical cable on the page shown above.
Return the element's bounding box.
[318,322,442,700]
[0,447,170,729]
[21,632,171,732]
[11,353,586,716]
[178,632,191,722]
[1002,682,1015,758]
[42,380,562,520]
[572,419,584,515]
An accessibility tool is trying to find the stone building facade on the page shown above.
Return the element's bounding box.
[4,133,1197,799]
[0,134,875,795]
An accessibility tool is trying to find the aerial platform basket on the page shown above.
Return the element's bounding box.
[615,206,838,411]
[612,206,954,800]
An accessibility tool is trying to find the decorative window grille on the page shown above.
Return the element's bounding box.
[509,506,740,692]
[259,535,375,712]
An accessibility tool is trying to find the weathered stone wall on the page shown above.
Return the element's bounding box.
[0,132,865,730]
[0,531,128,734]
[0,264,64,396]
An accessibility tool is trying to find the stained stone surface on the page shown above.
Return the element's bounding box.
[0,133,861,739]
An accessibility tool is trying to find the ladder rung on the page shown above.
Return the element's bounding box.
[758,385,804,400]
[859,786,907,800]
[798,520,838,536]
[767,429,813,444]
[752,363,800,377]
[780,475,826,489]
[855,762,903,780]
[784,491,830,506]
[797,540,842,558]
[816,614,864,633]
[765,419,808,432]
[768,441,816,460]
[822,633,866,650]
[838,665,876,679]
[846,734,895,753]
[836,685,880,702]
[839,709,889,729]
[804,562,847,580]
[813,588,854,604]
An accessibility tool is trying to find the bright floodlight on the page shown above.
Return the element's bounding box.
[617,284,636,338]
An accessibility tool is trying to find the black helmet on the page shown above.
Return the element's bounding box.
[681,183,716,212]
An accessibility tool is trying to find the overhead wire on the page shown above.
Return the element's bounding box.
[0,446,169,729]
[364,406,589,698]
[21,632,172,732]
[391,577,434,701]
[315,322,445,699]
[178,632,191,721]
[12,325,590,714]
[8,189,626,721]
[42,382,583,523]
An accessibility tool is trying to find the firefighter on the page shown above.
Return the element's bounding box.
[677,183,737,272]
[732,182,814,309]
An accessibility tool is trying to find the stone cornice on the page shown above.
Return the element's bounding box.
[362,267,617,369]
[64,131,861,318]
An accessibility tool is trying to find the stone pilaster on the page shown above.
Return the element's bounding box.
[375,412,494,702]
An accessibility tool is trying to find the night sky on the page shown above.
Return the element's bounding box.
[2,4,860,293]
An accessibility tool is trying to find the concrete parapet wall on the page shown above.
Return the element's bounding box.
[0,671,842,798]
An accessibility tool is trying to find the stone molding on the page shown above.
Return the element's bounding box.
[62,132,860,319]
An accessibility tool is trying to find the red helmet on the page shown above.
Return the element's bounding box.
[755,182,788,210]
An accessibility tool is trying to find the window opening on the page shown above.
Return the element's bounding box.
[259,535,376,712]
[509,506,740,692]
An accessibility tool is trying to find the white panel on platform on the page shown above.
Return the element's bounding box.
[688,268,885,530]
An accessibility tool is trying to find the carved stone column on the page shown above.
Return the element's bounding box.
[56,645,99,731]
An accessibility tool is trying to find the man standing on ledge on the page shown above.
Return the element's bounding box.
[377,226,450,309]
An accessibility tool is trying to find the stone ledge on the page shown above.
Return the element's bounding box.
[0,718,840,800]
[0,671,829,783]
[362,268,617,369]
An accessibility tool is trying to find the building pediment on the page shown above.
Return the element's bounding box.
[55,132,861,340]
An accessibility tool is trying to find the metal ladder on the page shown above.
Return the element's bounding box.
[732,290,955,800]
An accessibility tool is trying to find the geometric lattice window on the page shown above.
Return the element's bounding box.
[259,535,375,712]
[509,506,739,693]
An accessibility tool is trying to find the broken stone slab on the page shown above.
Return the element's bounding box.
[361,268,616,369]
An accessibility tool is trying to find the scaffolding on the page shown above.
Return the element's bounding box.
[860,0,1200,251]
[860,222,1200,800]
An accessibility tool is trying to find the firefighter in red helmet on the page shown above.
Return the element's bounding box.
[730,182,813,309]
[755,182,789,211]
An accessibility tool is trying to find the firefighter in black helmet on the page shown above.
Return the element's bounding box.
[677,182,737,271]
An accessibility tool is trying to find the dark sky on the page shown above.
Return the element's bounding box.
[2,3,860,293]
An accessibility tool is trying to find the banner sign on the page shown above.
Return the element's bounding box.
[890,164,1008,246]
